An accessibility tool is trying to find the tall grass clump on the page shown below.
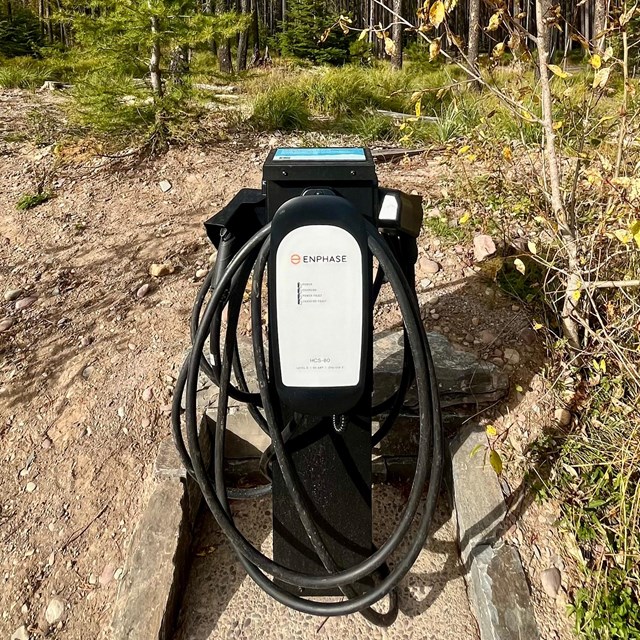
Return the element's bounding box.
[250,83,310,131]
[0,56,50,89]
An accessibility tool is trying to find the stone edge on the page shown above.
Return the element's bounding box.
[448,424,540,640]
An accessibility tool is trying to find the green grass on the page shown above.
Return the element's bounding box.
[16,191,52,210]
[0,56,51,89]
[250,83,310,131]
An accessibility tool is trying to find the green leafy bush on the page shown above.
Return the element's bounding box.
[0,7,42,57]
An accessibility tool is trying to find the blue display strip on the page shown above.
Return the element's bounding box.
[273,148,366,161]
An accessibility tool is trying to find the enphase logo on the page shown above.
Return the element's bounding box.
[290,253,301,265]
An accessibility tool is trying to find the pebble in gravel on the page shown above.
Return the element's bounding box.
[4,288,23,301]
[195,268,208,280]
[419,258,440,275]
[99,562,116,587]
[554,408,571,426]
[142,387,153,402]
[540,567,562,598]
[503,347,521,365]
[25,482,36,493]
[0,317,14,331]
[45,598,65,625]
[15,296,37,311]
[11,625,29,640]
[136,283,151,299]
[148,263,174,277]
[478,329,497,345]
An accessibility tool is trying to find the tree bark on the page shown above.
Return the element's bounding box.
[535,0,580,348]
[391,0,403,70]
[593,0,607,53]
[216,0,233,73]
[149,16,163,97]
[468,0,480,88]
[250,0,260,64]
[237,0,249,71]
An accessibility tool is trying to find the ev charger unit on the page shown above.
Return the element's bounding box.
[172,147,443,626]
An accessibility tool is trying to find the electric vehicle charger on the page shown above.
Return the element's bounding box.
[171,148,443,627]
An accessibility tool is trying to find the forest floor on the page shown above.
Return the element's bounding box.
[1,88,575,640]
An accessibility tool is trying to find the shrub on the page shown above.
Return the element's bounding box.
[0,7,42,58]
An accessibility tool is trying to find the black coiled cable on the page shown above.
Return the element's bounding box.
[171,220,443,623]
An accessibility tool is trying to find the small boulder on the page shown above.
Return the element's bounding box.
[554,408,571,427]
[0,317,14,331]
[473,234,497,262]
[148,263,174,278]
[4,288,23,301]
[158,180,172,193]
[15,296,37,311]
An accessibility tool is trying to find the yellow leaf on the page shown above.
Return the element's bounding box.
[614,229,632,244]
[487,11,502,31]
[527,241,537,254]
[415,99,422,118]
[593,67,611,89]
[493,42,505,58]
[458,144,471,154]
[514,258,526,274]
[384,37,396,56]
[429,1,445,27]
[630,220,640,248]
[502,146,512,161]
[572,289,581,302]
[358,28,369,41]
[486,425,497,437]
[489,449,503,475]
[444,0,458,10]
[515,384,524,393]
[548,64,571,79]
[466,153,477,162]
[553,120,563,130]
[589,54,602,69]
[459,211,471,224]
[521,110,536,123]
[533,322,544,330]
[469,443,485,458]
[429,38,441,61]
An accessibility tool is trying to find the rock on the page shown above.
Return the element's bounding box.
[114,567,124,581]
[142,387,154,402]
[42,438,52,449]
[419,257,440,275]
[431,313,440,320]
[82,366,95,380]
[148,263,174,278]
[478,329,497,345]
[468,545,540,640]
[540,567,562,598]
[99,562,116,587]
[25,482,36,493]
[80,336,91,347]
[195,268,208,280]
[117,407,126,419]
[473,234,497,262]
[374,331,509,408]
[503,348,521,365]
[11,625,29,640]
[471,317,480,327]
[45,598,65,625]
[136,283,150,299]
[15,296,37,311]
[554,408,571,427]
[158,180,172,192]
[4,288,23,301]
[519,327,537,346]
[0,317,14,331]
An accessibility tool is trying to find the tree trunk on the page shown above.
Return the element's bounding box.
[237,0,249,71]
[6,0,12,22]
[535,0,580,348]
[216,0,233,73]
[391,0,403,70]
[169,44,189,84]
[149,16,163,97]
[593,0,607,53]
[468,0,480,88]
[250,0,260,64]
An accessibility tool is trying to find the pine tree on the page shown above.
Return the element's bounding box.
[278,0,349,65]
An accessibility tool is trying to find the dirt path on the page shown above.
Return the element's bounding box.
[1,90,574,640]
